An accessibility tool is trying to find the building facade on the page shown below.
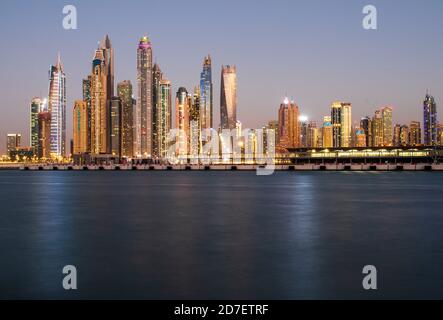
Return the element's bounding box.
[200,55,213,130]
[220,65,237,130]
[73,100,88,155]
[423,94,437,146]
[117,80,134,158]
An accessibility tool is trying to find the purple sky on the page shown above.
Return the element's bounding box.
[0,0,442,153]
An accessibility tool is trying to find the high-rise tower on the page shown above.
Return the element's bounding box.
[48,54,66,157]
[423,94,437,146]
[117,80,134,158]
[200,55,213,130]
[220,65,237,130]
[136,36,153,158]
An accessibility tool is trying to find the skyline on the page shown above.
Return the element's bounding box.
[1,0,443,153]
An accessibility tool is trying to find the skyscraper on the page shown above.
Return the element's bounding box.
[190,86,201,159]
[73,100,88,155]
[152,64,163,158]
[360,116,372,147]
[30,97,44,154]
[220,65,237,130]
[38,112,51,159]
[48,54,66,157]
[6,134,21,157]
[175,87,191,157]
[110,97,122,157]
[381,106,393,146]
[409,121,422,146]
[200,55,213,130]
[423,94,437,146]
[136,36,153,158]
[341,103,352,147]
[322,116,333,148]
[82,76,92,152]
[331,102,342,148]
[278,98,300,148]
[117,80,134,158]
[156,79,172,159]
[372,110,383,147]
[90,48,108,154]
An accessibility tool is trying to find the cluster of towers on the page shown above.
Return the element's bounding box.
[276,94,442,150]
[70,35,237,163]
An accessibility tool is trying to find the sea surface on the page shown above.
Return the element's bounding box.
[0,171,442,299]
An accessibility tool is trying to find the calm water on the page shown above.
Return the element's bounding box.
[1,171,443,299]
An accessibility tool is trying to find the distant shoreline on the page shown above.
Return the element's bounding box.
[1,163,442,172]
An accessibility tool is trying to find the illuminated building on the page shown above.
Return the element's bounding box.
[372,110,383,147]
[266,120,279,150]
[438,124,443,146]
[30,97,44,154]
[381,106,393,146]
[38,112,51,159]
[331,102,342,147]
[423,94,437,146]
[82,76,92,152]
[409,121,422,146]
[354,128,367,147]
[117,80,134,158]
[400,125,409,146]
[48,54,66,157]
[6,134,21,157]
[73,100,88,155]
[156,79,172,159]
[200,55,213,130]
[175,87,191,157]
[307,121,319,148]
[341,103,352,147]
[190,86,201,159]
[90,48,108,154]
[152,64,162,158]
[220,65,237,130]
[322,116,333,148]
[136,36,153,158]
[110,97,122,157]
[278,98,300,148]
[360,116,372,147]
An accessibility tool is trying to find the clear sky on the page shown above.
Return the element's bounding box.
[0,0,442,153]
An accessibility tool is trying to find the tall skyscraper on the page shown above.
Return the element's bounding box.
[30,97,44,154]
[73,100,88,155]
[110,97,122,157]
[372,110,383,147]
[393,124,401,147]
[360,116,372,147]
[331,102,342,148]
[278,98,300,148]
[90,48,108,154]
[6,134,21,157]
[341,103,352,147]
[423,94,437,146]
[220,65,237,130]
[152,64,163,158]
[399,125,409,146]
[82,76,92,152]
[136,36,153,158]
[38,112,51,159]
[117,80,134,158]
[175,87,191,157]
[381,106,393,146]
[306,121,319,148]
[409,121,422,146]
[190,86,201,158]
[156,79,172,159]
[200,55,213,130]
[48,54,66,157]
[322,116,333,148]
